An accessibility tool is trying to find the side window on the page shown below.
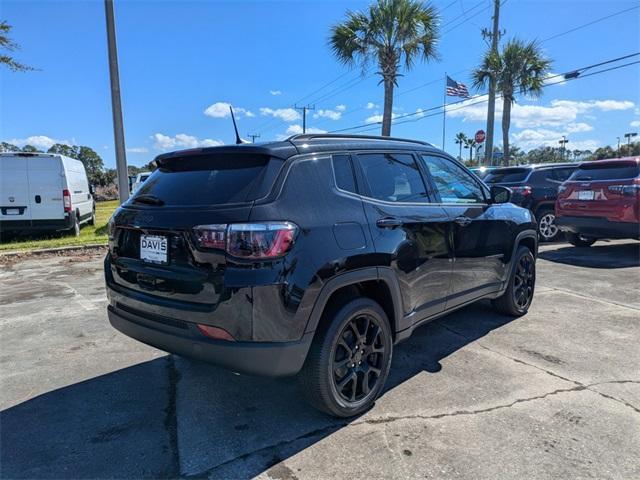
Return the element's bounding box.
[421,155,486,204]
[553,168,575,182]
[332,154,357,194]
[356,153,429,203]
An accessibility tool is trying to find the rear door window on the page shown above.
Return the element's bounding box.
[355,153,429,203]
[134,154,278,206]
[569,162,640,181]
[484,168,530,184]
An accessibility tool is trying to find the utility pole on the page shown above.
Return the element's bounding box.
[481,0,504,166]
[247,133,260,143]
[294,104,315,133]
[559,136,569,162]
[104,0,129,203]
[624,132,638,156]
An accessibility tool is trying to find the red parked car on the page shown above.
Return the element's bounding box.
[556,157,640,246]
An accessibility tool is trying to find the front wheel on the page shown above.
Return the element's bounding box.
[299,297,393,417]
[492,246,536,316]
[566,232,596,247]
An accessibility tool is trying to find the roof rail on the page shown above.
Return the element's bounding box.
[287,133,434,147]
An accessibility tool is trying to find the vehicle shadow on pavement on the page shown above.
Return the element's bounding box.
[538,241,640,268]
[0,302,516,479]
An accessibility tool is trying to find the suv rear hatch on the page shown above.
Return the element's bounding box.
[107,151,284,309]
[483,167,532,205]
[557,159,640,223]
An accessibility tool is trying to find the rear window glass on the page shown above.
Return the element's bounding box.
[133,155,274,206]
[569,162,640,181]
[332,154,357,193]
[484,169,530,183]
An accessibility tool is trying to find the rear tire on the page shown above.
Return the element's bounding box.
[88,206,96,226]
[566,232,596,247]
[492,246,536,316]
[69,214,80,237]
[299,297,393,417]
[536,209,560,242]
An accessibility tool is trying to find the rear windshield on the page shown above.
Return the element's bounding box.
[132,154,279,206]
[568,162,640,181]
[484,168,530,184]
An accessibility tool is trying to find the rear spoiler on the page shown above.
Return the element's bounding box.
[154,144,297,167]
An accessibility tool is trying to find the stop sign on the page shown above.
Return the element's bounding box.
[475,130,486,143]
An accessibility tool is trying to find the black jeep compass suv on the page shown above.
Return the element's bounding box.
[105,134,537,417]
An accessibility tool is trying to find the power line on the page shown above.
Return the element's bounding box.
[329,52,640,133]
[541,5,640,43]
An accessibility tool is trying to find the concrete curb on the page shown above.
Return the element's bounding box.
[0,243,108,257]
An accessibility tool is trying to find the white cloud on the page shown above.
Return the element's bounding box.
[365,112,399,123]
[285,124,327,135]
[366,102,378,110]
[151,133,224,151]
[126,147,149,154]
[6,135,72,150]
[630,120,640,128]
[511,128,598,151]
[565,122,594,133]
[448,98,635,129]
[204,102,254,118]
[313,106,344,121]
[414,108,425,118]
[269,90,282,96]
[259,107,301,122]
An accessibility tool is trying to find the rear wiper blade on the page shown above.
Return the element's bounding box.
[132,194,165,206]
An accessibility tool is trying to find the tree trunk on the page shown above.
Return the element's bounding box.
[458,142,462,159]
[502,95,512,166]
[382,78,394,137]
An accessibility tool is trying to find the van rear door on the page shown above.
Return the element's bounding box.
[0,154,31,222]
[27,155,65,221]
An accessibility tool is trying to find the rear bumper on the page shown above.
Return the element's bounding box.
[556,216,640,240]
[107,304,313,377]
[0,216,73,233]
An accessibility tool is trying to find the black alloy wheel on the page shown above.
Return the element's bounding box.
[513,253,535,310]
[299,297,393,417]
[331,313,386,404]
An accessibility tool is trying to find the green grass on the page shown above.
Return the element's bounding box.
[0,200,119,252]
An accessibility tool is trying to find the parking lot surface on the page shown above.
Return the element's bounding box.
[1,241,639,479]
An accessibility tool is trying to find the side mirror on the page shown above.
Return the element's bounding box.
[89,184,95,195]
[490,185,511,204]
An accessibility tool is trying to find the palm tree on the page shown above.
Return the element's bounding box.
[330,0,439,136]
[464,138,477,163]
[472,39,551,165]
[454,132,467,160]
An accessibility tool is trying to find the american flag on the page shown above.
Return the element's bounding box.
[446,76,469,98]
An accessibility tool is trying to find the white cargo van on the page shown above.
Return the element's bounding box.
[0,152,95,237]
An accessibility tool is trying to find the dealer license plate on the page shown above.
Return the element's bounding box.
[140,235,168,264]
[578,190,594,200]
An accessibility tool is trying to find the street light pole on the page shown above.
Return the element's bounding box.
[624,132,638,156]
[105,0,129,204]
[558,136,569,162]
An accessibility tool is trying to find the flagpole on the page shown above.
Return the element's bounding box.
[442,72,447,151]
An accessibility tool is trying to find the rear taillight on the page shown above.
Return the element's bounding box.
[510,186,532,196]
[63,189,72,212]
[607,184,640,196]
[193,222,298,259]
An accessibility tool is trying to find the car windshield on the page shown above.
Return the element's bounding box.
[568,162,640,181]
[483,168,530,184]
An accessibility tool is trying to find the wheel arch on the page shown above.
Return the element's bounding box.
[304,267,403,339]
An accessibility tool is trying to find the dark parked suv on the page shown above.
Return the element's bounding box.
[483,163,577,241]
[105,134,538,417]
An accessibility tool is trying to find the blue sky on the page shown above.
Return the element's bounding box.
[2,0,639,168]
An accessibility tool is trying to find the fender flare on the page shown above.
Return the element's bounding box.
[303,267,404,335]
[510,229,538,262]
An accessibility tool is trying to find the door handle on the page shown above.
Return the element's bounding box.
[376,217,403,229]
[454,216,472,227]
